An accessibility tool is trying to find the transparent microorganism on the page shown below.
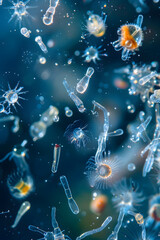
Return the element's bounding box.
[7,170,34,199]
[76,67,94,94]
[0,140,34,199]
[35,36,48,54]
[51,144,61,174]
[29,105,59,141]
[90,194,107,214]
[130,115,152,143]
[92,101,123,164]
[82,46,108,63]
[0,115,20,133]
[64,107,73,117]
[12,201,31,228]
[60,175,79,214]
[76,216,112,240]
[29,121,47,141]
[140,106,160,177]
[128,163,136,171]
[86,13,107,37]
[0,82,27,113]
[85,155,121,189]
[43,0,59,25]
[145,194,160,229]
[29,207,71,240]
[107,179,144,240]
[8,0,32,27]
[20,27,31,38]
[64,120,90,148]
[112,15,143,61]
[63,79,86,113]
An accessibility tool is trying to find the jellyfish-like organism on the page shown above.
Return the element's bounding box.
[85,154,121,189]
[0,140,34,199]
[107,179,145,240]
[112,15,143,61]
[86,13,107,37]
[64,120,90,149]
[28,207,71,240]
[145,194,160,230]
[7,0,33,27]
[0,82,26,113]
[82,46,108,63]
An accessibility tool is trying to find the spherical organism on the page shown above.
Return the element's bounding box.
[8,0,32,27]
[29,121,47,141]
[0,82,26,112]
[112,15,143,61]
[64,120,90,148]
[7,170,34,199]
[90,194,108,214]
[82,46,108,64]
[111,179,144,213]
[85,155,120,189]
[86,13,107,37]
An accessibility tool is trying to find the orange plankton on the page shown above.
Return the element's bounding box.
[112,15,143,61]
[90,195,108,214]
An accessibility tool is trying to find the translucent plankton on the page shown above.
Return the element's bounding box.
[64,120,90,148]
[0,82,27,113]
[29,207,71,240]
[20,27,31,38]
[85,155,121,189]
[8,0,33,27]
[0,140,34,199]
[112,15,144,61]
[82,46,108,63]
[12,201,31,228]
[86,13,107,37]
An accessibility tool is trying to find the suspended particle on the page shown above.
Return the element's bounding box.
[74,50,80,56]
[128,163,136,171]
[39,57,46,64]
[65,107,73,117]
[47,39,55,48]
[21,50,34,67]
